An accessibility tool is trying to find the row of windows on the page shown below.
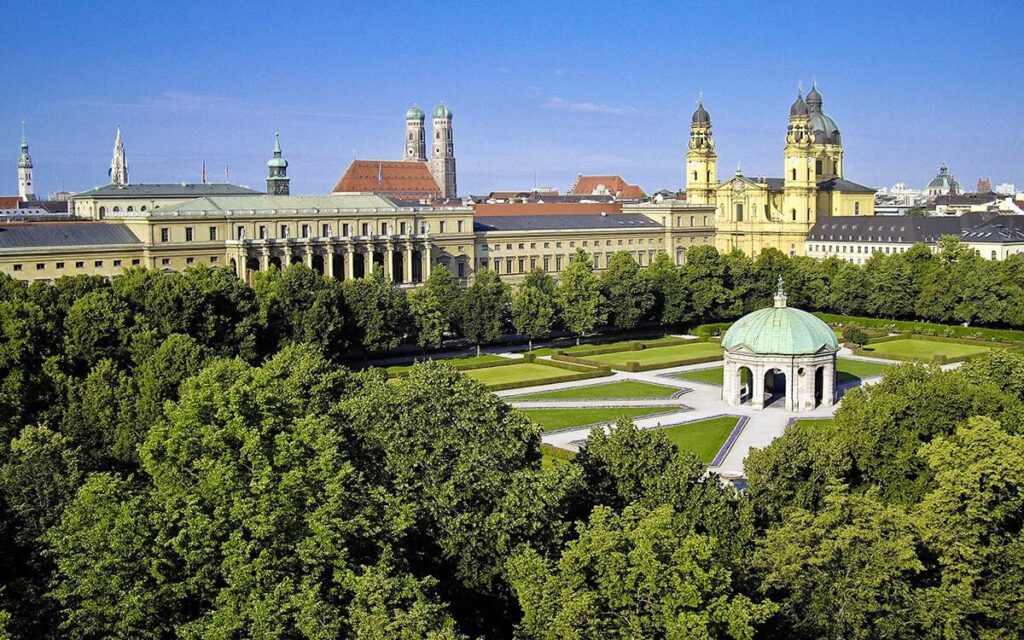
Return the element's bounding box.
[9,256,220,272]
[482,250,663,275]
[98,205,149,215]
[216,219,466,243]
[670,215,711,227]
[810,244,909,255]
[483,236,669,252]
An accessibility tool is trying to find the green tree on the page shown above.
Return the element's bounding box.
[59,359,136,468]
[555,248,605,345]
[508,503,775,640]
[511,282,554,351]
[62,291,133,371]
[458,269,510,355]
[682,245,736,323]
[916,417,1024,637]
[344,268,410,353]
[423,264,463,337]
[599,251,654,331]
[865,253,916,319]
[842,324,869,349]
[409,286,448,350]
[642,253,690,328]
[754,485,924,640]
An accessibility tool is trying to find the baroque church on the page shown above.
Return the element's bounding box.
[686,85,876,256]
[333,104,457,201]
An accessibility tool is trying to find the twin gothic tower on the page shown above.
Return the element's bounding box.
[405,104,456,199]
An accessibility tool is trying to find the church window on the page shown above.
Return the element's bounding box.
[435,131,440,139]
[791,169,796,180]
[816,160,822,174]
[791,208,796,221]
[693,171,697,181]
[854,202,860,215]
[735,204,743,221]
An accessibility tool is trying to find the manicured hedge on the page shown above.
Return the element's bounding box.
[539,358,611,374]
[560,336,695,358]
[817,312,1024,345]
[389,356,522,378]
[620,353,724,373]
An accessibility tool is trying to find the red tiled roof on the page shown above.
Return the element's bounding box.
[569,175,645,200]
[332,160,441,198]
[472,202,623,216]
[0,196,22,209]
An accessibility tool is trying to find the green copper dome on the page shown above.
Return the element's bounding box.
[722,285,837,355]
[406,105,425,120]
[433,104,452,119]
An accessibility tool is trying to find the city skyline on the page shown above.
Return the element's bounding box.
[5,1,1023,198]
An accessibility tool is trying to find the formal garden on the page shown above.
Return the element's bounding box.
[673,358,891,386]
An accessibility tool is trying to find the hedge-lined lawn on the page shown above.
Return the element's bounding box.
[672,366,725,385]
[835,358,890,383]
[515,380,679,401]
[464,362,580,387]
[861,338,992,361]
[658,416,738,463]
[521,406,681,432]
[386,354,506,374]
[540,443,575,469]
[586,342,723,367]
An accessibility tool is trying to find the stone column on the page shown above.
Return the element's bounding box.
[304,244,314,269]
[785,365,796,412]
[752,365,765,410]
[260,246,270,271]
[384,242,395,282]
[404,242,414,284]
[365,244,376,274]
[325,243,335,279]
[722,360,736,406]
[345,243,355,280]
[422,243,432,280]
[823,358,836,407]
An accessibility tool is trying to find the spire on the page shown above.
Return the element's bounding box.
[17,120,34,201]
[273,131,281,154]
[266,131,289,195]
[110,125,128,187]
[774,275,788,308]
[18,120,31,168]
[735,161,743,176]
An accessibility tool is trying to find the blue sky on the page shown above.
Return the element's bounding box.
[5,1,1023,197]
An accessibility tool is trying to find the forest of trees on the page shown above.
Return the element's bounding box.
[1,237,1023,637]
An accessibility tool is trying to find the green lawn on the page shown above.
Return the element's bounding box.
[673,358,890,386]
[835,358,890,383]
[521,406,681,432]
[464,362,583,387]
[540,443,575,469]
[861,338,992,361]
[515,380,679,401]
[791,418,835,429]
[385,354,506,374]
[585,342,723,367]
[658,416,738,464]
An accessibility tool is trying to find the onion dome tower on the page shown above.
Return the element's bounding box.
[266,132,290,195]
[686,96,718,205]
[405,105,426,161]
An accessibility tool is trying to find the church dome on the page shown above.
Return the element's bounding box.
[806,84,823,111]
[722,297,838,355]
[808,111,841,145]
[790,94,808,116]
[433,104,452,119]
[267,156,288,169]
[692,100,710,124]
[406,105,425,120]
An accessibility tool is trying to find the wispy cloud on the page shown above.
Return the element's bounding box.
[545,97,642,116]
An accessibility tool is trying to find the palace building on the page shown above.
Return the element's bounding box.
[686,85,876,256]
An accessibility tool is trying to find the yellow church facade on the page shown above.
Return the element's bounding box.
[686,86,876,256]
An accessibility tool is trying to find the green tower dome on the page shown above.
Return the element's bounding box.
[433,104,452,119]
[406,105,425,120]
[721,280,838,355]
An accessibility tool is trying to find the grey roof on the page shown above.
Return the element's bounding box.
[474,213,663,232]
[807,215,974,245]
[816,177,876,194]
[809,111,841,145]
[692,101,711,124]
[156,193,470,214]
[960,215,1024,243]
[757,177,786,191]
[0,222,141,249]
[74,183,262,198]
[932,192,1002,207]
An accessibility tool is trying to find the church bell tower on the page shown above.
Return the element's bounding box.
[685,97,717,205]
[266,132,290,195]
[405,105,426,161]
[782,90,816,224]
[17,122,34,201]
[428,104,457,199]
[110,126,129,187]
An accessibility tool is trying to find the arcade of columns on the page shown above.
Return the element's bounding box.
[226,236,436,284]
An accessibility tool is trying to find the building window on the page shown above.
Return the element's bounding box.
[506,258,513,273]
[13,264,21,271]
[160,227,169,242]
[792,208,797,221]
[816,160,823,174]
[543,242,549,249]
[186,257,195,265]
[127,206,133,212]
[210,256,218,263]
[791,168,796,180]
[493,259,500,273]
[593,255,599,269]
[185,227,194,242]
[569,241,575,248]
[458,261,465,278]
[530,257,537,269]
[457,220,464,233]
[518,258,525,273]
[56,262,64,269]
[543,257,550,271]
[439,221,447,233]
[113,259,122,267]
[399,221,407,235]
[530,242,536,249]
[94,260,103,267]
[35,263,44,270]
[361,223,370,236]
[735,204,743,222]
[113,206,120,212]
[301,224,310,238]
[161,258,170,266]
[280,225,289,238]
[555,256,563,271]
[99,206,106,216]
[380,222,388,235]
[259,225,268,239]
[480,258,488,269]
[75,261,84,268]
[506,244,513,250]
[209,227,218,241]
[343,223,350,236]
[854,202,860,215]
[237,226,245,239]
[555,242,562,248]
